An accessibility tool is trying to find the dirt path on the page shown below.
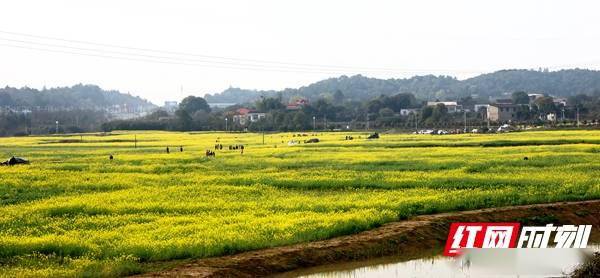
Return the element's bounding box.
[137,200,600,277]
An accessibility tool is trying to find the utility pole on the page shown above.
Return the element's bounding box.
[485,107,490,130]
[313,116,316,132]
[134,134,137,149]
[463,110,467,132]
[414,112,418,132]
[324,115,327,131]
[366,113,369,131]
[576,106,580,127]
[225,117,228,132]
[55,120,59,134]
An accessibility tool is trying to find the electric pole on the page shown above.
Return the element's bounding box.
[366,113,369,131]
[55,120,59,134]
[313,116,316,132]
[576,106,580,127]
[414,112,418,132]
[463,110,467,132]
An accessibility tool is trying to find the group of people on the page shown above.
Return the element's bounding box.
[229,144,244,154]
[228,144,244,150]
[165,146,184,153]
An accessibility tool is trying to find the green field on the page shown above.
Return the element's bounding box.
[0,130,599,277]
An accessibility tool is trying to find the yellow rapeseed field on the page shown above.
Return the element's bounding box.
[0,130,599,276]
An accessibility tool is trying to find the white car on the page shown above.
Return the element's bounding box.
[497,124,514,132]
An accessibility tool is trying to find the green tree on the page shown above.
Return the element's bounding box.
[432,103,448,122]
[292,111,309,130]
[366,99,383,113]
[390,93,417,111]
[145,110,169,120]
[256,97,285,112]
[512,91,530,104]
[535,96,556,114]
[379,108,394,118]
[333,90,345,103]
[421,106,434,120]
[179,96,211,114]
[175,109,193,131]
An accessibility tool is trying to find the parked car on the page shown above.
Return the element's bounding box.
[497,124,514,132]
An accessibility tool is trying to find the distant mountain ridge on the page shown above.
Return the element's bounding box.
[204,69,600,104]
[0,84,155,110]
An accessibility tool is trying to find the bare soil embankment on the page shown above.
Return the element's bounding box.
[137,200,600,277]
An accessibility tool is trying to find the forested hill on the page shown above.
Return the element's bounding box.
[204,69,600,104]
[0,84,155,110]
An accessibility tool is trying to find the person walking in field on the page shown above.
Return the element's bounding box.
[180,146,183,152]
[166,147,170,154]
[240,144,244,155]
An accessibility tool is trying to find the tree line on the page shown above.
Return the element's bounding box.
[205,69,600,104]
[100,91,600,133]
[2,86,600,136]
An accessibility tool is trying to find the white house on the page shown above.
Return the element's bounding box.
[399,108,420,116]
[427,101,461,113]
[232,108,266,126]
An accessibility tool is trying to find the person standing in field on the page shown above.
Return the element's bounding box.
[180,146,183,152]
[240,144,244,155]
[166,147,170,154]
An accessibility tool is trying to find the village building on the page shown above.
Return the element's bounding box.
[474,104,489,113]
[527,93,545,103]
[286,98,309,110]
[545,113,557,121]
[553,98,567,106]
[232,108,266,126]
[487,103,521,122]
[426,101,461,113]
[399,108,420,116]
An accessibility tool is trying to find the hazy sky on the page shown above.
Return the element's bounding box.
[1,0,599,104]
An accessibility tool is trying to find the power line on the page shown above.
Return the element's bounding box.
[1,30,596,76]
[0,29,417,71]
[0,43,356,74]
[0,29,484,74]
[0,36,444,74]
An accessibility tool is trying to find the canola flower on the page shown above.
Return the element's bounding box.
[0,130,599,277]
